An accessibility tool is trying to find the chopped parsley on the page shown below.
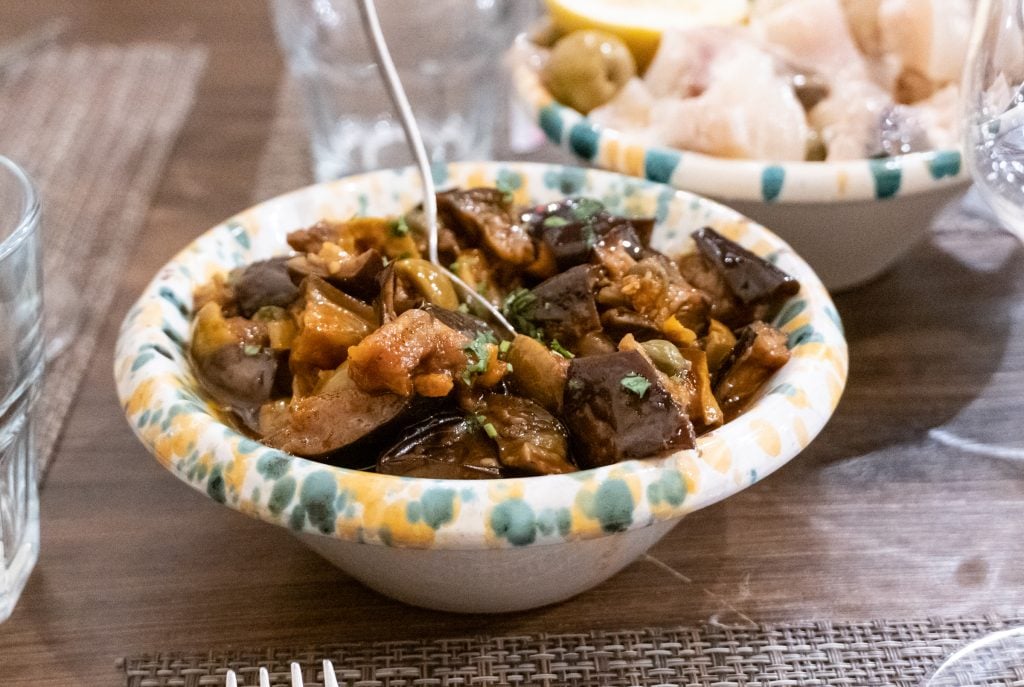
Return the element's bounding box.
[243,344,262,357]
[462,331,496,384]
[501,288,541,337]
[549,339,574,359]
[571,197,604,221]
[542,215,570,228]
[620,373,651,398]
[390,215,410,237]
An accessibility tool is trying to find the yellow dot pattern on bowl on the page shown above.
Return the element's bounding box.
[113,162,848,550]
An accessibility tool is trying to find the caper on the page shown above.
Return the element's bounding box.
[641,339,690,377]
[543,30,636,114]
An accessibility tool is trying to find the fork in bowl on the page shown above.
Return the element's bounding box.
[225,660,338,687]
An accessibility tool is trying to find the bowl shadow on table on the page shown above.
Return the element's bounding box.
[818,227,1023,465]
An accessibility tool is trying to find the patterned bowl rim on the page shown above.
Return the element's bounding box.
[510,34,969,204]
[114,161,848,551]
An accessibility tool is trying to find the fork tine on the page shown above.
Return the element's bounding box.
[259,666,270,687]
[322,659,339,687]
[290,662,304,687]
[225,669,238,687]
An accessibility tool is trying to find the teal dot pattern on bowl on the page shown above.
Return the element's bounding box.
[114,162,848,551]
[510,55,968,204]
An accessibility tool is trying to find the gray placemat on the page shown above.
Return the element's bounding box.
[120,616,1024,686]
[0,41,207,479]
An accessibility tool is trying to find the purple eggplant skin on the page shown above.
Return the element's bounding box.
[376,411,503,479]
[436,188,536,266]
[286,249,386,302]
[194,344,278,410]
[562,350,696,469]
[522,264,602,345]
[522,198,653,270]
[420,303,502,342]
[233,257,301,317]
[691,227,799,308]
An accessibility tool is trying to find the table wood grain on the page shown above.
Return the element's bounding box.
[2,3,1024,685]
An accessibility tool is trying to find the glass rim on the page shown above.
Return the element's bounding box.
[0,155,40,264]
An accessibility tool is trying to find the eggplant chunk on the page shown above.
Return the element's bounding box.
[233,257,301,317]
[437,188,535,266]
[479,394,575,475]
[691,227,799,309]
[421,303,499,342]
[520,265,601,345]
[289,276,376,369]
[286,249,385,302]
[347,308,469,398]
[522,197,651,271]
[563,350,695,468]
[377,412,502,479]
[287,220,337,254]
[714,321,791,420]
[191,302,277,411]
[260,362,408,457]
[195,345,278,411]
[600,307,661,340]
[506,334,569,414]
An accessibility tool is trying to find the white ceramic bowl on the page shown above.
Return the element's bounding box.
[114,162,848,613]
[511,38,970,291]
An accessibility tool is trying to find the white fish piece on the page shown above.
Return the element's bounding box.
[650,43,809,160]
[879,0,972,86]
[588,78,657,137]
[751,0,867,80]
[642,27,747,100]
[839,0,884,57]
[809,79,892,160]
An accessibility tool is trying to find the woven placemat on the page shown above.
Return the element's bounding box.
[0,41,207,479]
[121,616,1024,686]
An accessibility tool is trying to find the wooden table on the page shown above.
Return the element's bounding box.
[3,3,1024,685]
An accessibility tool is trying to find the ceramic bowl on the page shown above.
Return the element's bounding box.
[114,162,848,613]
[511,38,971,291]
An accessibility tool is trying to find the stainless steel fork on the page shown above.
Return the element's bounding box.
[225,660,339,687]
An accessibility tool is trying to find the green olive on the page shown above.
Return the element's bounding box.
[543,30,636,114]
[393,258,460,310]
[641,339,689,377]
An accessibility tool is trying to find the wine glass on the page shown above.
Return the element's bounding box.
[964,0,1024,241]
[926,2,1024,684]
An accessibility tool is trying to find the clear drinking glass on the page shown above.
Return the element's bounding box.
[270,0,527,181]
[0,155,42,623]
[925,2,1024,683]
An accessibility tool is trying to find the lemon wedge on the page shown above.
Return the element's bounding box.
[544,0,750,70]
